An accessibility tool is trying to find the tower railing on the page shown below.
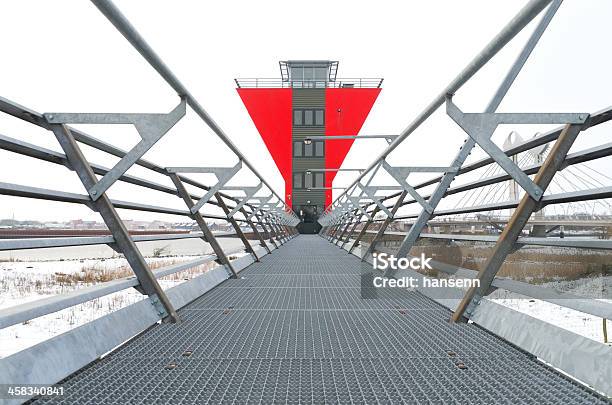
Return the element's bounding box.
[234,78,384,88]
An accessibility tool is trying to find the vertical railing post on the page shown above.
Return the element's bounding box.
[169,174,238,278]
[340,213,363,249]
[319,225,327,236]
[269,214,287,244]
[348,206,380,254]
[254,211,279,249]
[451,122,586,322]
[334,209,358,246]
[361,191,407,260]
[329,213,348,242]
[328,219,340,241]
[49,123,179,322]
[215,194,259,262]
[240,207,271,254]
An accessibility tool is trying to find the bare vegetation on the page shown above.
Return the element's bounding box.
[375,239,611,284]
[0,257,217,302]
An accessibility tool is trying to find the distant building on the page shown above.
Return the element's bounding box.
[236,60,382,233]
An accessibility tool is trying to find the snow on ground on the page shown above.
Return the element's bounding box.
[492,276,611,344]
[493,298,610,343]
[0,255,216,358]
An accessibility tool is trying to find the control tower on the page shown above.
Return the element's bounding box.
[236,61,382,233]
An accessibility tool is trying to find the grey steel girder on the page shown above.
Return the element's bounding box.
[357,184,394,218]
[320,0,556,209]
[45,98,186,201]
[215,194,259,261]
[167,160,243,214]
[224,183,263,218]
[239,207,272,254]
[349,206,381,254]
[381,159,456,214]
[361,190,408,260]
[394,0,563,260]
[451,122,588,322]
[48,123,179,322]
[445,98,587,201]
[169,173,238,278]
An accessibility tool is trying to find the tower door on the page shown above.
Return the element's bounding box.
[297,204,321,234]
[299,205,318,223]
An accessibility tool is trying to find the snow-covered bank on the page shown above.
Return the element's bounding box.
[0,256,218,357]
[493,275,611,343]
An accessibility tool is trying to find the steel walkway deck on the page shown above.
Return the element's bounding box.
[35,235,606,404]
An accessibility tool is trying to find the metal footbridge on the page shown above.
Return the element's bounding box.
[0,0,611,404]
[29,236,608,404]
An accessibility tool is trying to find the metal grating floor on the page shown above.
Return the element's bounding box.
[35,235,608,404]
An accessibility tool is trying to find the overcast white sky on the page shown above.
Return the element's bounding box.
[0,0,611,222]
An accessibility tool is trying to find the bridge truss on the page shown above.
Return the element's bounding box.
[0,0,610,403]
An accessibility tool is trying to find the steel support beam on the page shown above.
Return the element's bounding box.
[330,211,352,244]
[215,194,259,262]
[48,123,178,322]
[329,212,349,242]
[451,123,586,322]
[239,207,271,254]
[361,191,408,260]
[318,0,555,209]
[395,0,562,259]
[169,174,238,278]
[91,0,297,224]
[446,100,586,201]
[268,214,286,244]
[340,214,363,249]
[348,206,380,254]
[45,100,186,201]
[254,211,278,249]
[335,210,358,246]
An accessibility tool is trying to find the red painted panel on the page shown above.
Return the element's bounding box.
[324,88,381,206]
[237,88,293,204]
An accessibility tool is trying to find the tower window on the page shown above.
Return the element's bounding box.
[292,171,324,189]
[293,109,302,126]
[293,141,303,157]
[314,172,324,188]
[304,141,313,157]
[293,172,303,188]
[293,108,325,126]
[304,172,313,189]
[304,110,314,126]
[294,140,324,157]
[315,109,324,126]
[314,141,324,157]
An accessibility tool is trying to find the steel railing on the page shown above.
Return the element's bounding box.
[318,0,612,393]
[0,0,301,343]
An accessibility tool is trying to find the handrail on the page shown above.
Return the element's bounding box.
[322,0,555,209]
[346,126,612,218]
[0,231,247,251]
[0,247,247,330]
[0,98,274,218]
[90,0,297,221]
[319,0,612,335]
[0,0,299,334]
[364,230,612,250]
